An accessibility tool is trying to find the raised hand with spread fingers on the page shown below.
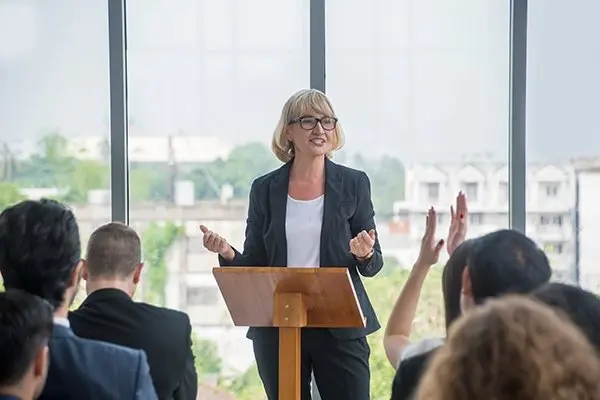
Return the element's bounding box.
[416,207,445,268]
[447,191,468,256]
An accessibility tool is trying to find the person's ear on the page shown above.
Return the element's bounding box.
[461,266,472,297]
[69,261,83,289]
[33,345,49,379]
[132,263,144,285]
[81,260,89,281]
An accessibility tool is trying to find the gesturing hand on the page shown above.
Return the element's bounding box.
[350,229,376,259]
[447,191,468,256]
[416,207,445,268]
[199,225,234,260]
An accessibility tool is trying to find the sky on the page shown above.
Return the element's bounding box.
[0,0,599,163]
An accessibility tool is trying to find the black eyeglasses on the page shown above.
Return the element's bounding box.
[289,116,338,131]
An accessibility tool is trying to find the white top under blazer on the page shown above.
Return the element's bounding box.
[285,195,324,268]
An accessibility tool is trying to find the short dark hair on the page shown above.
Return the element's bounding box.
[467,229,551,304]
[442,239,475,330]
[0,290,53,387]
[532,282,600,352]
[0,199,81,310]
[85,222,141,279]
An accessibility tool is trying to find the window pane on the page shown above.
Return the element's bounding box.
[0,0,111,302]
[327,0,510,263]
[527,0,599,285]
[125,0,309,382]
[327,1,510,397]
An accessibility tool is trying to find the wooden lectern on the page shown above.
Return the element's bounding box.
[213,267,366,400]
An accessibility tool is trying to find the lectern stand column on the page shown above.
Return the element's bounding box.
[274,293,307,400]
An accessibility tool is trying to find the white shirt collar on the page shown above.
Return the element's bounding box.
[53,316,70,328]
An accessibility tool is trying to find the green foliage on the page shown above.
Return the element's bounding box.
[221,364,264,400]
[141,222,184,306]
[193,334,223,378]
[343,152,405,216]
[364,268,444,400]
[0,181,26,210]
[186,142,281,199]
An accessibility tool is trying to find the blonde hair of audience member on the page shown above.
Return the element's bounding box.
[417,296,600,400]
[271,88,345,163]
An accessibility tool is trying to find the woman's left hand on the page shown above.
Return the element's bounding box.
[350,229,376,259]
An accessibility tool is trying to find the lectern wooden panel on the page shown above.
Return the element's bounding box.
[213,267,366,400]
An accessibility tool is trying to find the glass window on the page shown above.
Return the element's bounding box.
[462,182,479,202]
[528,0,599,289]
[0,1,110,304]
[327,1,510,395]
[125,0,309,381]
[423,182,440,202]
[499,181,509,204]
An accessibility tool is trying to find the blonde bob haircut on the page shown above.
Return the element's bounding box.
[271,89,345,163]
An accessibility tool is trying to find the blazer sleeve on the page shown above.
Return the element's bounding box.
[218,179,267,267]
[134,351,158,400]
[173,317,198,400]
[350,172,384,277]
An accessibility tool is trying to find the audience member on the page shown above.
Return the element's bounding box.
[70,222,197,400]
[391,227,552,400]
[532,282,600,351]
[0,199,157,400]
[384,194,470,368]
[389,240,472,400]
[0,290,53,400]
[417,296,600,400]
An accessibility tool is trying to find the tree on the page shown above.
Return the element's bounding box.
[0,182,25,210]
[221,364,264,400]
[141,222,184,306]
[186,142,280,200]
[193,334,223,379]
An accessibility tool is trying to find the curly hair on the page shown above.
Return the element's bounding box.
[0,199,81,310]
[417,296,600,400]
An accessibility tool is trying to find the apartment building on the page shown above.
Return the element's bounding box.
[392,160,576,279]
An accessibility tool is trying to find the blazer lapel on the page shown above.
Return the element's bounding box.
[269,162,291,267]
[321,159,343,267]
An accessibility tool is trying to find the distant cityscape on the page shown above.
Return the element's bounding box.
[4,134,598,374]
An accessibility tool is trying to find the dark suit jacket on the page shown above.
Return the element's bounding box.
[391,350,436,400]
[219,158,384,340]
[39,323,157,400]
[69,289,197,400]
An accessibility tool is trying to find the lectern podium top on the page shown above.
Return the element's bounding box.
[213,267,366,329]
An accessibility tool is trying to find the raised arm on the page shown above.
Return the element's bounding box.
[384,208,444,368]
[349,172,383,277]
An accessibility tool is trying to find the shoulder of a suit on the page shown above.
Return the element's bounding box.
[131,302,192,327]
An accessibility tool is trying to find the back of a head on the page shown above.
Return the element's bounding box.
[0,290,53,390]
[0,199,81,310]
[532,282,600,352]
[85,222,141,279]
[467,229,551,303]
[442,239,475,329]
[417,296,600,400]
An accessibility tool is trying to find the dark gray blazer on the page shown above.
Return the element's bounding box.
[219,158,384,340]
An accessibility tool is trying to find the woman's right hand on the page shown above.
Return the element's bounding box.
[447,191,468,256]
[199,225,235,261]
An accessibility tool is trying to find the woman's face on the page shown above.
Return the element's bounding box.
[287,112,337,159]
